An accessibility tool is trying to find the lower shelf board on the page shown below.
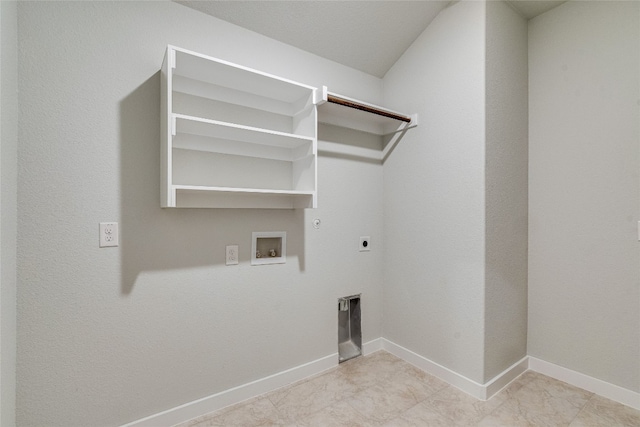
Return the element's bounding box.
[167,185,317,209]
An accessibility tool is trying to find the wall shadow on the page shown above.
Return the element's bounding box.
[119,72,305,295]
[318,122,410,165]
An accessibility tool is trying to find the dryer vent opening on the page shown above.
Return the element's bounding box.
[338,295,362,363]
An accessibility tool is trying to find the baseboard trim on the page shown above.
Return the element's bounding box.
[382,339,528,400]
[528,356,640,411]
[123,341,640,426]
[381,339,486,399]
[122,339,384,427]
[485,356,530,398]
[363,337,383,355]
[121,352,339,427]
[382,339,640,408]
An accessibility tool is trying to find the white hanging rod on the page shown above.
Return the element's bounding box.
[325,94,412,123]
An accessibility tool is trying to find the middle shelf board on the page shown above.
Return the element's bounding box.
[172,135,313,162]
[173,114,315,149]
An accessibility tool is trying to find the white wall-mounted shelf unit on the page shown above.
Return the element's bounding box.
[161,45,318,209]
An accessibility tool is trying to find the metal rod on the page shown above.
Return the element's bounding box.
[327,95,412,123]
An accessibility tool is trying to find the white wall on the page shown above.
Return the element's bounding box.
[528,0,640,393]
[16,2,384,425]
[484,0,528,382]
[1,1,18,425]
[382,0,529,385]
[382,1,487,384]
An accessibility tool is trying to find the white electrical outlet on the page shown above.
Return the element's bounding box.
[99,222,119,247]
[226,245,239,265]
[359,236,371,252]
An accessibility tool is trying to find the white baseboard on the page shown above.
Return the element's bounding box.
[123,341,640,426]
[382,339,640,409]
[363,337,383,355]
[122,339,383,427]
[528,356,640,411]
[381,338,487,399]
[484,356,529,398]
[382,338,528,400]
[121,352,339,427]
[381,338,526,400]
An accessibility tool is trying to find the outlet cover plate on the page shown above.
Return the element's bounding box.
[226,245,239,265]
[99,222,119,247]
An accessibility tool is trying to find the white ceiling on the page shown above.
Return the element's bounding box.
[506,0,567,20]
[176,1,566,78]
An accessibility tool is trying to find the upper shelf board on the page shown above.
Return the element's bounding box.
[168,45,318,106]
[316,86,418,136]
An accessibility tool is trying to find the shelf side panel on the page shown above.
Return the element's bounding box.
[292,151,316,194]
[161,48,174,207]
[292,94,317,138]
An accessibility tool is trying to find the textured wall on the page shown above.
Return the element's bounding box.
[1,1,18,425]
[528,0,640,392]
[16,2,384,425]
[382,1,487,384]
[483,0,528,382]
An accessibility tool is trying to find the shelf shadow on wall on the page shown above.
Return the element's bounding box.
[118,72,306,295]
[318,123,409,165]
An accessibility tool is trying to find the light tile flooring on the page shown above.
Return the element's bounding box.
[176,351,640,427]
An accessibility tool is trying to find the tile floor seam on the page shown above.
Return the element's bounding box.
[344,397,377,425]
[290,383,362,425]
[264,397,287,426]
[477,391,516,425]
[386,399,426,426]
[566,393,594,427]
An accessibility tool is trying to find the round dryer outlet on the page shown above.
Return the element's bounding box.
[359,236,371,252]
